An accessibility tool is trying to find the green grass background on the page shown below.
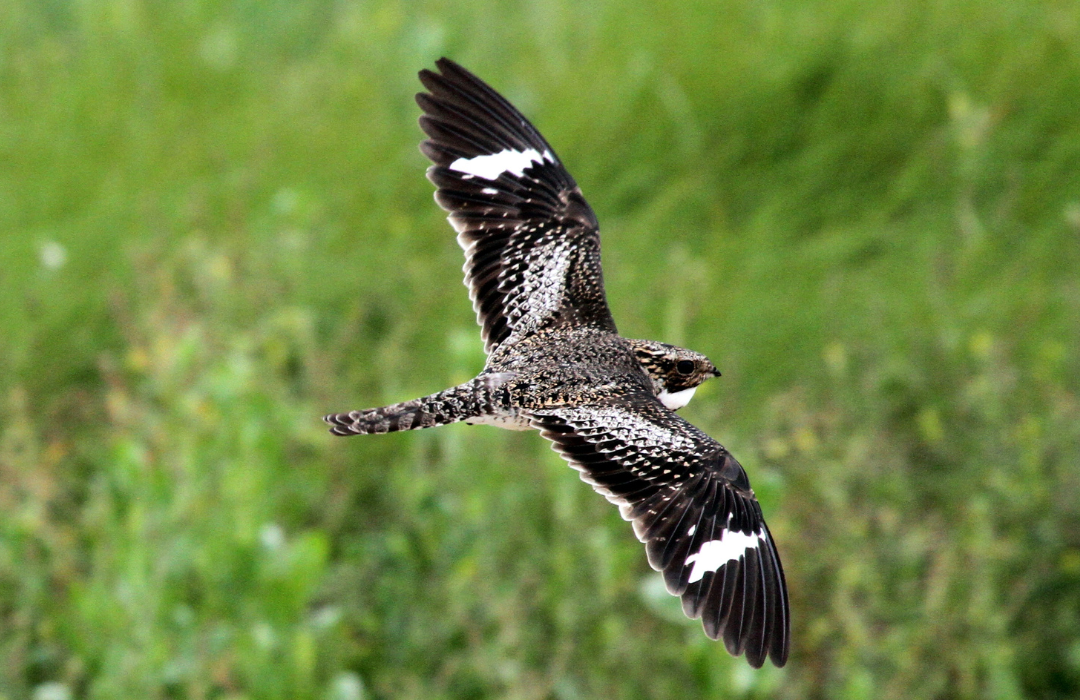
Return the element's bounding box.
[2,0,1079,698]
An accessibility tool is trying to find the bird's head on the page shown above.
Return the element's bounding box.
[626,339,721,411]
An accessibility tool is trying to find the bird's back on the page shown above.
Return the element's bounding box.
[486,326,653,409]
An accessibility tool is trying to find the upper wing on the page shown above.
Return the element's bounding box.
[530,396,790,668]
[416,58,616,353]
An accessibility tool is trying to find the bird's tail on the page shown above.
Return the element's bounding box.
[323,374,509,436]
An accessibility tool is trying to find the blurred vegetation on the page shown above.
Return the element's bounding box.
[1,0,1079,698]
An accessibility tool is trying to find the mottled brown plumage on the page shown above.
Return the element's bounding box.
[324,58,789,667]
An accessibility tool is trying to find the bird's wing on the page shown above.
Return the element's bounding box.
[530,396,790,668]
[416,58,616,354]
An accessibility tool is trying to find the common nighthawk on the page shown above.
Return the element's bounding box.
[325,58,790,668]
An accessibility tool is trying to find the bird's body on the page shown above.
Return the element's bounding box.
[325,58,790,668]
[333,328,712,433]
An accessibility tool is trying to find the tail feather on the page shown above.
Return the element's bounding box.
[324,376,507,436]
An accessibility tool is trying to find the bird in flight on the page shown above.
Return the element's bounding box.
[325,58,789,668]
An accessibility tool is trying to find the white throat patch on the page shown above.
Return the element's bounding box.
[658,386,697,410]
[449,148,552,180]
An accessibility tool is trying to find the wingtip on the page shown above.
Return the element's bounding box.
[419,57,468,84]
[420,56,451,76]
[766,627,791,667]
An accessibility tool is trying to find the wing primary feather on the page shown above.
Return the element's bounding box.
[419,64,545,157]
[432,58,552,151]
[650,482,703,573]
[418,72,524,151]
[765,525,791,666]
[747,546,771,668]
[723,552,751,658]
[681,510,719,619]
[415,93,521,153]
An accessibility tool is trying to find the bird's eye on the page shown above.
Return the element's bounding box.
[675,359,695,375]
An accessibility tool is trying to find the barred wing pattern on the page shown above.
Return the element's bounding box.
[531,398,790,668]
[417,58,616,353]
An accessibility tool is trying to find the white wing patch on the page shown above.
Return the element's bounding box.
[685,530,765,584]
[449,148,553,180]
[658,386,697,410]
